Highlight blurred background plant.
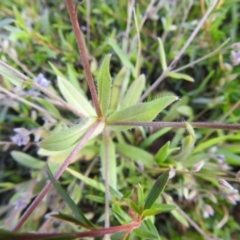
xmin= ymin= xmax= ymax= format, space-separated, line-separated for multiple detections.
xmin=0 ymin=0 xmax=240 ymax=239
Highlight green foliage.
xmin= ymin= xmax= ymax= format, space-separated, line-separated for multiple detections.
xmin=1 ymin=0 xmax=240 ymax=239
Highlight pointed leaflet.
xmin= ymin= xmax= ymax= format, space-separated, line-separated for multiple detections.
xmin=108 ymin=94 xmax=178 ymax=123
xmin=49 ymin=62 xmax=96 ymax=116
xmin=109 ymin=67 xmax=126 ymax=110
xmin=97 ymin=54 xmax=112 ymax=115
xmin=46 ymin=165 xmax=95 ymax=229
xmin=144 ymin=170 xmax=170 ymax=210
xmin=121 ymin=74 xmax=145 ymax=109
xmin=158 ymin=38 xmax=167 ymax=71
xmin=11 ymin=151 xmax=45 ymax=169
xmin=174 ymin=122 xmax=195 ymax=162
xmin=39 ymin=117 xmax=95 ymax=151
xmin=167 ymin=72 xmax=194 ymax=82
xmin=100 ymin=137 xmax=117 ymax=190
xmin=116 ymin=143 xmax=154 ymax=167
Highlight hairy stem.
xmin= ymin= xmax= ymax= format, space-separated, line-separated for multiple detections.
xmin=11 ymin=221 xmax=140 ymax=239
xmin=65 ymin=0 xmax=102 ymax=117
xmin=13 ymin=121 xmax=102 ymax=231
xmin=108 ymin=121 xmax=240 ymax=130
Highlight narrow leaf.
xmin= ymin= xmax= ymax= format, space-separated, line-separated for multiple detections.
xmin=174 ymin=122 xmax=195 ymax=162
xmin=142 ymin=205 xmax=176 ymax=216
xmin=167 ymin=72 xmax=194 ymax=82
xmin=108 ymin=94 xmax=178 ymax=123
xmin=137 ymin=184 xmax=145 ymax=210
xmin=157 ymin=38 xmax=167 ymax=71
xmin=66 ymin=168 xmax=105 ymax=192
xmin=46 ymin=165 xmax=95 ymax=229
xmin=155 ymin=141 xmax=179 ymax=164
xmin=121 ymin=74 xmax=145 ymax=109
xmin=116 ymin=143 xmax=154 ymax=168
xmin=11 ymin=151 xmax=45 ymax=169
xmin=39 ymin=117 xmax=95 ymax=151
xmin=100 ymin=137 xmax=117 ymax=190
xmin=58 ymin=76 xmax=96 ymax=116
xmin=109 ymin=67 xmax=126 ymax=110
xmin=144 ymin=170 xmax=170 ymax=209
xmin=108 ymin=38 xmax=135 ymax=74
xmin=97 ymin=54 xmax=112 ymax=115
xmin=171 ymin=209 xmax=189 ymax=227
xmin=134 ymin=228 xmax=157 ymax=239
xmin=0 ymin=60 xmax=26 ymax=87
xmin=49 ymin=62 xmax=96 ymax=116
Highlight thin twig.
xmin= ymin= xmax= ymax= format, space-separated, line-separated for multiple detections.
xmin=0 ymin=86 xmax=72 ymax=124
xmin=0 ymin=60 xmax=86 ymax=118
xmin=11 ymin=221 xmax=140 ymax=239
xmin=108 ymin=121 xmax=240 ymax=130
xmin=12 ymin=120 xmax=102 ymax=231
xmin=140 ymin=0 xmax=219 ymax=101
xmin=65 ymin=0 xmax=102 ymax=117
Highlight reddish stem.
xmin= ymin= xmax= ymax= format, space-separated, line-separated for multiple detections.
xmin=13 ymin=121 xmax=102 ymax=231
xmin=108 ymin=121 xmax=240 ymax=130
xmin=65 ymin=0 xmax=102 ymax=117
xmin=9 ymin=221 xmax=140 ymax=240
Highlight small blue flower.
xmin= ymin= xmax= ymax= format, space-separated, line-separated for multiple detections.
xmin=33 ymin=73 xmax=50 ymax=87
xmin=11 ymin=128 xmax=30 ymax=146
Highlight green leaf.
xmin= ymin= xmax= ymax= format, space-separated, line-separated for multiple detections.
xmin=155 ymin=141 xmax=179 ymax=164
xmin=11 ymin=151 xmax=45 ymax=169
xmin=171 ymin=209 xmax=189 ymax=227
xmin=121 ymin=74 xmax=145 ymax=109
xmin=158 ymin=38 xmax=167 ymax=71
xmin=144 ymin=170 xmax=170 ymax=209
xmin=36 ymin=98 xmax=61 ymax=117
xmin=66 ymin=168 xmax=105 ymax=192
xmin=100 ymin=137 xmax=117 ymax=190
xmin=97 ymin=54 xmax=112 ymax=115
xmin=140 ymin=127 xmax=171 ymax=149
xmin=46 ymin=165 xmax=95 ymax=229
xmin=174 ymin=123 xmax=195 ymax=161
xmin=134 ymin=219 xmax=160 ymax=239
xmin=49 ymin=62 xmax=96 ymax=116
xmin=116 ymin=143 xmax=154 ymax=167
xmin=124 ymin=198 xmax=140 ymax=214
xmin=57 ymin=76 xmax=96 ymax=116
xmin=155 ymin=141 xmax=170 ymax=164
xmin=167 ymin=72 xmax=194 ymax=82
xmin=137 ymin=184 xmax=145 ymax=210
xmin=108 ymin=94 xmax=178 ymax=123
xmin=109 ymin=67 xmax=127 ymax=110
xmin=163 ymin=96 xmax=189 ymax=121
xmin=0 ymin=60 xmax=26 ymax=87
xmin=173 ymin=135 xmax=195 ymax=161
xmin=39 ymin=117 xmax=95 ymax=151
xmin=67 ymin=63 xmax=82 ymax=93
xmin=50 ymin=212 xmax=90 ymax=227
xmin=108 ymin=38 xmax=135 ymax=74
xmin=142 ymin=204 xmax=176 ymax=216
xmin=133 ymin=228 xmax=158 ymax=239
